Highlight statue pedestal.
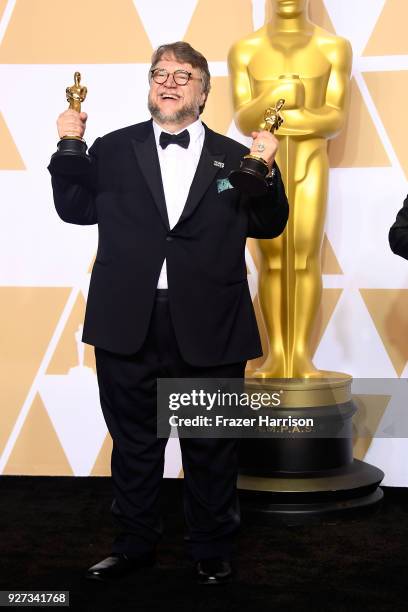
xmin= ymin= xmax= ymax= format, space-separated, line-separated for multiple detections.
xmin=238 ymin=378 xmax=384 ymax=524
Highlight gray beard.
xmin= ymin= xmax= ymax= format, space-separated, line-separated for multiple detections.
xmin=148 ymin=97 xmax=199 ymax=126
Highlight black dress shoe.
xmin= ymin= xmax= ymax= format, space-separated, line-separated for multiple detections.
xmin=85 ymin=552 xmax=156 ymax=582
xmin=195 ymin=558 xmax=233 ymax=585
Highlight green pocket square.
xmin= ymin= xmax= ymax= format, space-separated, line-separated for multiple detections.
xmin=217 ymin=178 xmax=234 ymax=194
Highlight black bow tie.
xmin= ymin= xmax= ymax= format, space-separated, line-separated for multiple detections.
xmin=159 ymin=130 xmax=190 ymax=150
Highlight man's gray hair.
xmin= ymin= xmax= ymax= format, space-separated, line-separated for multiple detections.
xmin=149 ymin=41 xmax=211 ymax=114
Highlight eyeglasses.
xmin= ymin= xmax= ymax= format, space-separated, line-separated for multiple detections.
xmin=150 ymin=68 xmax=201 ymax=86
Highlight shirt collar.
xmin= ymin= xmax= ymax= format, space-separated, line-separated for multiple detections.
xmin=152 ymin=117 xmax=204 ymax=148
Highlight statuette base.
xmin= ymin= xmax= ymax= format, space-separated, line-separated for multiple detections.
xmin=49 ymin=138 xmax=91 ymax=176
xmin=229 ymin=155 xmax=271 ymax=196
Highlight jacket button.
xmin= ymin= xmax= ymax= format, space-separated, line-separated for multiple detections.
xmin=166 ymin=236 xmax=173 ymax=242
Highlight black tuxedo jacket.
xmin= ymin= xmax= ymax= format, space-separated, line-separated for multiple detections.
xmin=389 ymin=195 xmax=408 ymax=259
xmin=49 ymin=120 xmax=288 ymax=366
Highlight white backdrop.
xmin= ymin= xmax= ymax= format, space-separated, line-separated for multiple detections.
xmin=0 ymin=0 xmax=407 ymax=485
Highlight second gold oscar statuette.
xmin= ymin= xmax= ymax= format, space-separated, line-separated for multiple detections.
xmin=229 ymin=99 xmax=285 ymax=196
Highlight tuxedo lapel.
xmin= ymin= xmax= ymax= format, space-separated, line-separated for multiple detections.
xmin=131 ymin=124 xmax=170 ymax=230
xmin=178 ymin=135 xmax=226 ymax=225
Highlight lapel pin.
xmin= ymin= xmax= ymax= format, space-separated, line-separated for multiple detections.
xmin=213 ymin=160 xmax=225 ymax=169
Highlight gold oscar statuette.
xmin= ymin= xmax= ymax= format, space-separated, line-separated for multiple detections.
xmin=228 ymin=0 xmax=384 ymax=520
xmin=49 ymin=71 xmax=91 ymax=176
xmin=226 ymin=2 xmax=384 ymax=516
xmin=64 ymin=71 xmax=88 ymax=130
xmin=229 ymin=100 xmax=285 ymax=196
xmin=228 ymin=0 xmax=353 ymax=381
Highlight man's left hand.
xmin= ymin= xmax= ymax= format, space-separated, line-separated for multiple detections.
xmin=250 ymin=130 xmax=279 ymax=171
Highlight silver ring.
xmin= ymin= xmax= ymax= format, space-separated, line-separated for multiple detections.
xmin=256 ymin=142 xmax=266 ymax=153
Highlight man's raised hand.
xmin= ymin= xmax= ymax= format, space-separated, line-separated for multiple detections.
xmin=57 ymin=109 xmax=88 ymax=139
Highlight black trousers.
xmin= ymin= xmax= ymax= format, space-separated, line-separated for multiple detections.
xmin=94 ymin=290 xmax=246 ymax=561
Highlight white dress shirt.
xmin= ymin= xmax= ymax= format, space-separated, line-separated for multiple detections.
xmin=152 ymin=118 xmax=205 ymax=289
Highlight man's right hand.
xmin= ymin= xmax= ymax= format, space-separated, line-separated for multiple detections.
xmin=57 ymin=109 xmax=88 ymax=139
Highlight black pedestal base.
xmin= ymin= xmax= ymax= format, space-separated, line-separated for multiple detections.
xmin=238 ymin=459 xmax=384 ymax=525
xmin=237 ymin=378 xmax=384 ymax=524
xmin=229 ymin=156 xmax=270 ymax=195
xmin=49 ymin=138 xmax=90 ymax=176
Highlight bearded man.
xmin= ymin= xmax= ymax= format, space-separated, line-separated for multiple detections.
xmin=49 ymin=41 xmax=288 ymax=585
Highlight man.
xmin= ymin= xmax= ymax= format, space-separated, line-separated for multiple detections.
xmin=389 ymin=196 xmax=408 ymax=258
xmin=49 ymin=42 xmax=288 ymax=585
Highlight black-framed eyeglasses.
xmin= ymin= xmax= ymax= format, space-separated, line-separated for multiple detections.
xmin=150 ymin=68 xmax=201 ymax=86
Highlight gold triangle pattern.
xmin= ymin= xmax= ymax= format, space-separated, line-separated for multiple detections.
xmin=360 ymin=289 xmax=408 ymax=377
xmin=0 ymin=112 xmax=25 ymax=169
xmin=90 ymin=433 xmax=112 ymax=476
xmin=322 ymin=234 xmax=343 ymax=275
xmin=308 ymin=0 xmax=336 ymax=32
xmin=353 ymin=394 xmax=391 ymax=460
xmin=46 ymin=293 xmax=96 ymax=374
xmin=310 ymin=288 xmax=343 ymax=356
xmin=0 ymin=287 xmax=70 ymax=457
xmin=88 ymin=254 xmax=95 ymax=274
xmin=0 ymin=0 xmax=153 ymax=63
xmin=364 ymin=0 xmax=408 ymax=56
xmin=201 ymin=77 xmax=234 ymax=136
xmin=3 ymin=393 xmax=74 ymax=475
xmin=363 ymin=70 xmax=408 ymax=180
xmin=328 ymin=78 xmax=390 ymax=168
xmin=185 ymin=0 xmax=253 ymax=61
xmin=0 ymin=0 xmax=7 ymax=22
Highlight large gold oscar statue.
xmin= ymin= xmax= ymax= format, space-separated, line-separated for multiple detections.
xmin=228 ymin=0 xmax=352 ymax=379
xmin=227 ymin=1 xmax=383 ymax=517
